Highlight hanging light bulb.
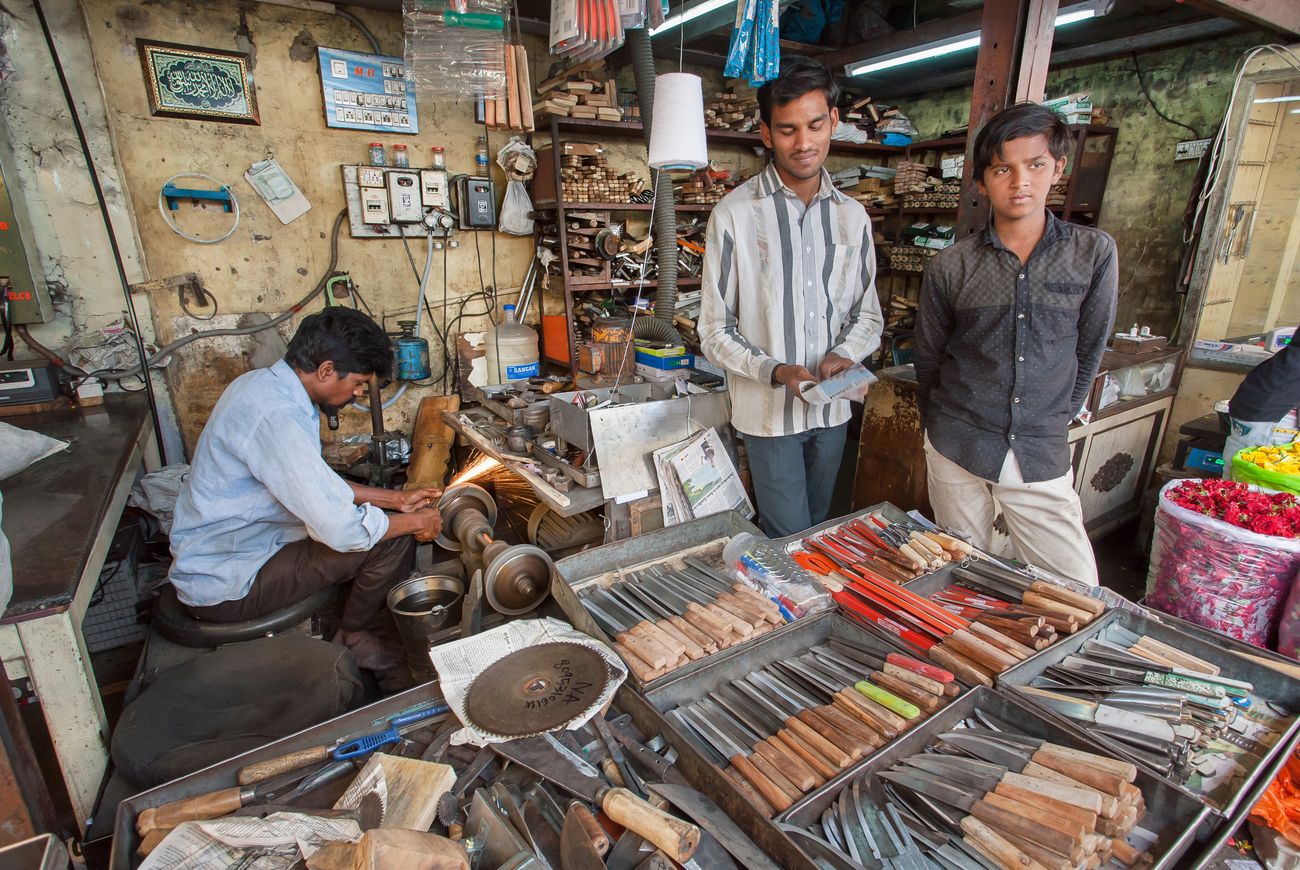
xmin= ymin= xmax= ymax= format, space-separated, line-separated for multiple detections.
xmin=648 ymin=72 xmax=709 ymax=171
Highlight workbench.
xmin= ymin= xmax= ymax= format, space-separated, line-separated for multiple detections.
xmin=0 ymin=394 xmax=159 ymax=830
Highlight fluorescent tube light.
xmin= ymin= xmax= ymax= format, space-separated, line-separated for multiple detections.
xmin=1255 ymin=95 xmax=1300 ymax=104
xmin=846 ymin=1 xmax=1103 ymax=77
xmin=651 ymin=0 xmax=735 ymax=35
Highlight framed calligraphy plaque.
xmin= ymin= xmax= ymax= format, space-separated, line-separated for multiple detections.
xmin=138 ymin=40 xmax=260 ymax=125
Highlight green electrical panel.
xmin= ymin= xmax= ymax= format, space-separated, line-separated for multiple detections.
xmin=0 ymin=162 xmax=52 ymax=324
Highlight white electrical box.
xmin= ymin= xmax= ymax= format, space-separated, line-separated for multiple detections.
xmin=1175 ymin=138 xmax=1212 ymax=162
xmin=386 ymin=171 xmax=422 ymax=222
xmin=358 ymin=166 xmax=386 ymax=187
xmin=420 ymin=169 xmax=450 ymax=210
xmin=361 ymin=187 xmax=390 ymax=224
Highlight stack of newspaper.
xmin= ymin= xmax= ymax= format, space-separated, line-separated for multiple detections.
xmin=652 ymin=428 xmax=754 ymax=527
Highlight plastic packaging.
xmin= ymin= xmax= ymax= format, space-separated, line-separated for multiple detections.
xmin=722 ymin=532 xmax=834 ymax=619
xmin=496 ymin=137 xmax=536 ymax=236
xmin=1145 ymin=478 xmax=1300 ymax=649
xmin=1233 ymin=442 xmax=1300 ymax=496
xmin=482 ymin=304 xmax=539 ymax=384
xmin=403 ymin=0 xmax=508 ymax=101
xmin=1250 ymin=751 xmax=1300 ymax=851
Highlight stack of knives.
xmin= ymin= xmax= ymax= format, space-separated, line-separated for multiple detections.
xmin=664 ymin=639 xmax=957 ymax=815
xmin=1011 ymin=626 xmax=1255 ymax=781
xmin=577 ymin=557 xmax=790 ymax=682
xmin=931 ymin=561 xmax=1107 ymax=650
xmin=789 ymin=722 xmax=1151 ymax=870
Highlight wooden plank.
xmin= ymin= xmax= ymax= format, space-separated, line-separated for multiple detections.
xmin=517 ymin=45 xmax=536 ymax=132
xmin=504 ymin=46 xmax=520 ymax=131
xmin=1184 ymin=0 xmax=1300 ymax=36
xmin=404 ymin=395 xmax=460 ymax=490
xmin=1014 ymin=0 xmax=1059 ymax=103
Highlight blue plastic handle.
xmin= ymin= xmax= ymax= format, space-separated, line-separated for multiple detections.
xmin=391 ymin=703 xmax=450 ymax=729
xmin=333 ymin=727 xmax=399 ymax=759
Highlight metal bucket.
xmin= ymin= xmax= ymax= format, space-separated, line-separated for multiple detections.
xmin=387 ymin=574 xmax=464 ymax=679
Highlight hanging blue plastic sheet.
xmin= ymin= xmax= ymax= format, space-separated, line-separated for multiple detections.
xmin=724 ymin=0 xmax=779 ymax=85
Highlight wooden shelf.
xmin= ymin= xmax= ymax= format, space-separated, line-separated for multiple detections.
xmin=560 ymin=277 xmax=703 ymax=293
xmin=911 ymin=136 xmax=967 ymax=149
xmin=900 ymin=206 xmax=958 ymax=214
xmin=535 ymin=115 xmax=905 ymax=156
xmin=535 ymin=201 xmax=715 ymax=212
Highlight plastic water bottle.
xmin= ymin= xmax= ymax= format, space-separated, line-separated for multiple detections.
xmin=475 ymin=135 xmax=489 ymax=175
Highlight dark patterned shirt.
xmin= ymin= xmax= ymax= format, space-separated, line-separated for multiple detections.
xmin=914 ymin=211 xmax=1118 ymax=482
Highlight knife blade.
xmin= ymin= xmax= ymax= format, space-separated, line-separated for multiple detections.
xmin=939 ymin=732 xmax=1117 ymax=816
xmin=675 ymin=706 xmax=793 ymax=813
xmin=491 ymin=734 xmax=701 ymax=863
xmin=650 ymin=783 xmax=782 ymax=870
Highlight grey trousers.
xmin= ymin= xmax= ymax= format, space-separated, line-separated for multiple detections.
xmin=744 ymin=423 xmax=848 ymax=538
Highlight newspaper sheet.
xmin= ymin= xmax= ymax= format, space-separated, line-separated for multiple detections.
xmin=665 ymin=428 xmax=753 ymax=522
xmin=139 ymin=812 xmax=362 ymax=870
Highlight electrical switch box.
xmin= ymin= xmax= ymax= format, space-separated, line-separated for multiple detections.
xmin=361 ymin=187 xmax=390 ymax=224
xmin=386 ymin=171 xmax=422 ymax=223
xmin=457 ymin=175 xmax=496 ymax=229
xmin=0 ymin=159 xmax=51 ymax=323
xmin=358 ymin=166 xmax=386 ymax=187
xmin=420 ymin=169 xmax=450 ymax=210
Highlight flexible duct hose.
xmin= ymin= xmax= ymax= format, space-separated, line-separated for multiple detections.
xmin=627 ymin=28 xmax=682 ymax=344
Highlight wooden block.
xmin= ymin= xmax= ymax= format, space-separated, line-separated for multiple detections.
xmin=562 ymin=80 xmax=596 ymax=93
xmin=405 ymin=395 xmax=461 ymax=490
xmin=516 ymin=45 xmax=535 ymax=132
xmin=504 ymin=46 xmax=520 ymax=131
xmin=333 ymin=753 xmax=455 ymax=832
xmin=306 ymin=829 xmax=470 ymax=870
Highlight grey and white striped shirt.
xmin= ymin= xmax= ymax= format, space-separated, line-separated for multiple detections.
xmin=699 ymin=162 xmax=883 ymax=437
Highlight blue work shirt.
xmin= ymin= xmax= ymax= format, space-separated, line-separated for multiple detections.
xmin=168 ymin=359 xmax=389 ymax=607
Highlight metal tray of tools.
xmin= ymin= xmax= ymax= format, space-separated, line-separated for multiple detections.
xmin=780 ymin=686 xmax=1215 ymax=870
xmin=772 ymin=501 xmax=920 ymax=553
xmin=109 ymin=683 xmax=449 ymax=870
xmin=553 ymin=510 xmax=788 ymax=690
xmin=997 ymin=608 xmax=1300 ymax=818
xmin=614 ymin=611 xmax=973 ymax=870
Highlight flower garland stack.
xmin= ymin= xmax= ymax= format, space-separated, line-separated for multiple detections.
xmin=1146 ymin=479 xmax=1300 ymax=649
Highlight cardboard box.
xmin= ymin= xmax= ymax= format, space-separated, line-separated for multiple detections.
xmin=634 ymin=349 xmax=694 ymax=369
xmin=636 ymin=363 xmax=690 ymax=381
xmin=913 ymin=236 xmax=954 ymax=250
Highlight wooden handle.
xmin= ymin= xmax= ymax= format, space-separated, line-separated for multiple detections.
xmin=733 ymin=752 xmax=794 ymax=811
xmin=668 ymin=615 xmax=717 ymax=654
xmin=1111 ymin=838 xmax=1142 ymax=866
xmin=835 ymin=688 xmax=903 ymax=736
xmin=929 ymin=645 xmax=993 ymax=687
xmin=815 ymin=703 xmax=884 ymax=750
xmin=883 ymin=662 xmax=945 ymax=695
xmin=1028 ymin=581 xmax=1104 ymax=617
xmin=969 ymin=622 xmax=1033 ymax=660
xmin=1003 ymin=771 xmax=1102 ymax=815
xmin=614 ymin=641 xmax=665 ymax=683
xmin=971 ymin=799 xmax=1079 ymax=859
xmin=897 ymin=542 xmax=930 ymax=568
xmin=748 ymin=748 xmax=805 ymax=799
xmin=568 ymin=802 xmax=610 ymax=855
xmin=683 ymin=604 xmax=733 ymax=647
xmin=798 ymin=710 xmax=864 ymax=761
xmin=992 ymin=830 xmax=1076 ymax=870
xmin=730 ymin=585 xmax=784 ymax=624
xmin=961 ymin=815 xmax=1048 ymax=870
xmin=854 ymin=680 xmax=922 ymax=719
xmin=238 ymin=745 xmax=328 ymax=785
xmin=750 ymin=740 xmax=809 ymax=792
xmin=639 ymin=620 xmax=687 ymax=657
xmin=1031 ymin=749 xmax=1130 ymax=796
xmin=981 ymin=792 xmax=1087 ymax=844
xmin=602 ymin=786 xmax=701 ymax=863
xmin=1024 ymin=762 xmax=1120 ymax=819
xmin=1037 ymin=743 xmax=1138 ymax=782
xmin=947 ymin=630 xmax=1020 ymax=672
xmin=655 ymin=619 xmax=704 ymax=660
xmin=909 ymin=531 xmax=945 ymax=556
xmin=137 ymin=787 xmax=244 ymax=835
xmin=784 ymin=715 xmax=851 ymax=768
xmin=718 ymin=593 xmax=768 ymax=628
xmin=136 ymin=827 xmax=172 ymax=857
xmin=774 ymin=730 xmax=837 ymax=781
xmin=706 ymin=603 xmax=753 ymax=637
xmin=932 ymin=531 xmax=974 ymax=554
xmin=1021 ymin=592 xmax=1094 ymax=623
xmin=722 ymin=765 xmax=776 ymax=817
xmin=617 ymin=629 xmax=669 ymax=670
xmin=759 ymin=736 xmax=821 ymax=790
xmin=869 ymin=671 xmax=941 ymax=713
xmin=995 ymin=782 xmax=1097 ymax=831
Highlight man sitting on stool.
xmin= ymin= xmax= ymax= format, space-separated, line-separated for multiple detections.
xmin=168 ymin=307 xmax=443 ymax=669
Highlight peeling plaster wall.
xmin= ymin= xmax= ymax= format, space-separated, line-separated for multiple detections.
xmin=72 ymin=0 xmax=549 ymax=452
xmin=901 ymin=33 xmax=1263 ymax=338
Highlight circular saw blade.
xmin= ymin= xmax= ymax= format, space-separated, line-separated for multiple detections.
xmin=465 ymin=642 xmax=615 ymax=739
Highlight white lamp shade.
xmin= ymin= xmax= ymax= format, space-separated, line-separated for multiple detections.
xmin=648 ymin=72 xmax=709 ymax=170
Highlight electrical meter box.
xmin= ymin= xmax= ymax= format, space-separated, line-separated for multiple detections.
xmin=419 ymin=169 xmax=449 ymax=210
xmin=360 ymin=187 xmax=390 ymax=224
xmin=457 ymin=175 xmax=496 ymax=229
xmin=0 ymin=162 xmax=52 ymax=323
xmin=386 ymin=171 xmax=422 ymax=222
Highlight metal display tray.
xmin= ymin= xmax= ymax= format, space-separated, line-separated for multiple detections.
xmin=552 ymin=510 xmax=775 ymax=691
xmin=771 ymin=501 xmax=917 ymax=552
xmin=109 ymin=684 xmax=448 ymax=870
xmin=615 ymin=611 xmax=974 ymax=870
xmin=997 ymin=608 xmax=1300 ymax=818
xmin=780 ymin=686 xmax=1215 ymax=870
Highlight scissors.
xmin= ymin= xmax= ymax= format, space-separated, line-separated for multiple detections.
xmin=792 ymin=550 xmax=846 ymax=592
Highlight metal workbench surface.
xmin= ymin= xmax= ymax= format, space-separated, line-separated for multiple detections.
xmin=1 ymin=393 xmax=153 ymax=621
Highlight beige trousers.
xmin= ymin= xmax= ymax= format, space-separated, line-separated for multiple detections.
xmin=923 ymin=434 xmax=1099 ymax=587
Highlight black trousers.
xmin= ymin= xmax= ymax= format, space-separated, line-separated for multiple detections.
xmin=187 ymin=536 xmax=416 ymax=632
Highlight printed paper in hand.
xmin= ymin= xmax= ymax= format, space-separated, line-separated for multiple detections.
xmin=798 ymin=363 xmax=878 ymax=404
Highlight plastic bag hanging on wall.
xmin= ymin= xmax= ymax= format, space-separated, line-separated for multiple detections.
xmin=403 ymin=0 xmax=509 ymax=101
xmin=724 ymin=0 xmax=780 ymax=85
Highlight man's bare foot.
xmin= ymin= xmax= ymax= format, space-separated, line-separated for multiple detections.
xmin=333 ymin=628 xmax=403 ymax=671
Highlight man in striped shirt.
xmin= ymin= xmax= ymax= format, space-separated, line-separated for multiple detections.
xmin=700 ymin=60 xmax=883 ymax=537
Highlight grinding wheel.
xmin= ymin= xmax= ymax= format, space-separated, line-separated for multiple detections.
xmin=464 ymin=642 xmax=614 ymax=739
xmin=484 ymin=543 xmax=553 ymax=615
xmin=436 ymin=483 xmax=497 ymax=552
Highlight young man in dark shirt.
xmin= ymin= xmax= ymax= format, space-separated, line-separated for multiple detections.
xmin=914 ymin=104 xmax=1118 ymax=586
xmin=1222 ymin=337 xmax=1299 ymax=476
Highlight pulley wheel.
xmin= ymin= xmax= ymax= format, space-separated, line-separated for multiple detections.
xmin=435 ymin=483 xmax=497 ymax=552
xmin=484 ymin=543 xmax=553 ymax=615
